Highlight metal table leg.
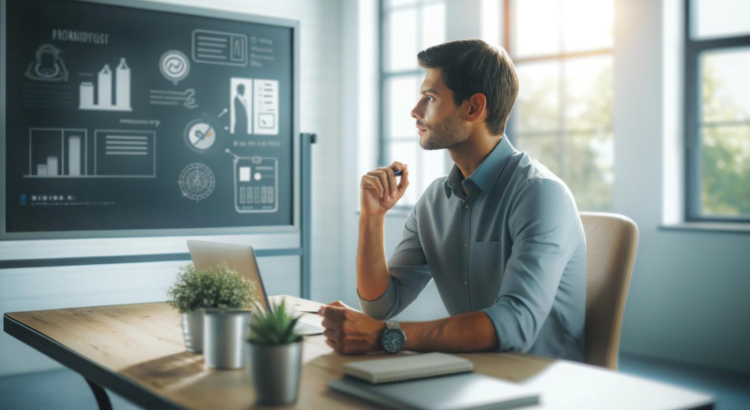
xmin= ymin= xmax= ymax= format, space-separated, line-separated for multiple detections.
xmin=85 ymin=379 xmax=113 ymax=410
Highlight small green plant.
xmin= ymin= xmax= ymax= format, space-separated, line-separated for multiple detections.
xmin=248 ymin=298 xmax=302 ymax=345
xmin=167 ymin=263 xmax=256 ymax=313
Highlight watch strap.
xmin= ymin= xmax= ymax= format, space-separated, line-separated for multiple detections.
xmin=385 ymin=320 xmax=401 ymax=331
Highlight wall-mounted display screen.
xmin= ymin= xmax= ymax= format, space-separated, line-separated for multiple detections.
xmin=1 ymin=0 xmax=296 ymax=239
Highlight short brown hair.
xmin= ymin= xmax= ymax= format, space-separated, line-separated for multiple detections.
xmin=417 ymin=39 xmax=519 ymax=136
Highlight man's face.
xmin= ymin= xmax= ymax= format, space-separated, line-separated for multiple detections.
xmin=411 ymin=68 xmax=469 ymax=150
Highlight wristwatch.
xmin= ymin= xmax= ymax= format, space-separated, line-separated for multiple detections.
xmin=381 ymin=320 xmax=406 ymax=354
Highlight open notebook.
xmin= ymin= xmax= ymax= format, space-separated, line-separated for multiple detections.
xmin=344 ymin=353 xmax=474 ymax=384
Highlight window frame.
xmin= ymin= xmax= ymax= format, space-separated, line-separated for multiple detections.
xmin=378 ymin=0 xmax=447 ymax=210
xmin=503 ymin=0 xmax=614 ymax=211
xmin=684 ymin=0 xmax=750 ymax=223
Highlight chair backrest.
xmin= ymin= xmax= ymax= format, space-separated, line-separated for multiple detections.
xmin=580 ymin=212 xmax=639 ymax=370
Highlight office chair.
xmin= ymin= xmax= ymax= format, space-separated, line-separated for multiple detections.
xmin=580 ymin=212 xmax=639 ymax=370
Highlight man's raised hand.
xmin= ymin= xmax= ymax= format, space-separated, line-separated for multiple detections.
xmin=360 ymin=162 xmax=409 ymax=216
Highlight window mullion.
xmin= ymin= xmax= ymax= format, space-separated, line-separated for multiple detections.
xmin=416 ymin=1 xmax=425 ymax=194
xmin=378 ymin=0 xmax=386 ymax=168
xmin=685 ymin=0 xmax=702 ymax=221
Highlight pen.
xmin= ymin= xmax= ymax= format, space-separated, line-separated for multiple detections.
xmin=394 ymin=170 xmax=403 ymax=176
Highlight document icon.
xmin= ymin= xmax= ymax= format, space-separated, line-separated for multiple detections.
xmin=192 ymin=30 xmax=247 ymax=66
xmin=253 ymin=80 xmax=279 ymax=135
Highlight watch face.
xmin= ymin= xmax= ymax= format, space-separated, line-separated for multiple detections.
xmin=382 ymin=329 xmax=406 ymax=353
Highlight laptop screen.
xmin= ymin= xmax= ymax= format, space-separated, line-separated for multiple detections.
xmin=186 ymin=240 xmax=270 ymax=311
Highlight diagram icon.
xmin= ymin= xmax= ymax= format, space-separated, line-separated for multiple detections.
xmin=178 ymin=163 xmax=215 ymax=202
xmin=184 ymin=118 xmax=219 ymax=152
xmin=160 ymin=50 xmax=190 ymax=85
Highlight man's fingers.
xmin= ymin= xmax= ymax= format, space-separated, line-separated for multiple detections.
xmin=321 ymin=318 xmax=341 ymax=330
xmin=379 ymin=167 xmax=397 ymax=197
xmin=362 ymin=175 xmax=384 ymax=198
xmin=362 ymin=163 xmax=409 ymax=201
xmin=325 ymin=338 xmax=340 ymax=353
xmin=367 ymin=170 xmax=390 ymax=200
xmin=328 ymin=300 xmax=347 ymax=308
xmin=388 ymin=161 xmax=409 ymax=193
xmin=320 ymin=306 xmax=347 ymax=323
xmin=323 ymin=328 xmax=338 ymax=339
xmin=360 ymin=175 xmax=384 ymax=198
xmin=389 ymin=161 xmax=407 ymax=172
xmin=398 ymin=169 xmax=410 ymax=193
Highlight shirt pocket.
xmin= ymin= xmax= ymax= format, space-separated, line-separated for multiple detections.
xmin=470 ymin=241 xmax=505 ymax=306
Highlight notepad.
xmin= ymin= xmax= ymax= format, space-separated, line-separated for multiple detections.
xmin=344 ymin=353 xmax=474 ymax=384
xmin=328 ymin=373 xmax=540 ymax=410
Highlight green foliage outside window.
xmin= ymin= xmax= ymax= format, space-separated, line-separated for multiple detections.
xmin=701 ymin=62 xmax=750 ymax=216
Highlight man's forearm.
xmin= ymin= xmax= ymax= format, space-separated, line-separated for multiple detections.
xmin=357 ymin=215 xmax=391 ymax=301
xmin=401 ymin=311 xmax=499 ymax=352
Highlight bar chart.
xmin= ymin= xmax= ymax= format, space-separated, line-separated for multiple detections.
xmin=79 ymin=58 xmax=132 ymax=111
xmin=26 ymin=128 xmax=88 ymax=178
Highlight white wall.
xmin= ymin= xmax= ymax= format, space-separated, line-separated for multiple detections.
xmin=615 ymin=0 xmax=750 ymax=375
xmin=341 ymin=0 xmax=750 ymax=375
xmin=0 ymin=0 xmax=344 ymax=377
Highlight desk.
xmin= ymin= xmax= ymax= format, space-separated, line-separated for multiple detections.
xmin=4 ymin=296 xmax=713 ymax=410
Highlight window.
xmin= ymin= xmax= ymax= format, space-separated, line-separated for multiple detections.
xmin=378 ymin=0 xmax=614 ymax=210
xmin=505 ymin=0 xmax=614 ymax=211
xmin=380 ymin=0 xmax=447 ymax=206
xmin=686 ymin=0 xmax=750 ymax=221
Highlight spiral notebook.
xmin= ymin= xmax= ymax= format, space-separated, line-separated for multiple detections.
xmin=344 ymin=353 xmax=474 ymax=384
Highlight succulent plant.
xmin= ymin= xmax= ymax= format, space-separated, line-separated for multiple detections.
xmin=248 ymin=298 xmax=302 ymax=345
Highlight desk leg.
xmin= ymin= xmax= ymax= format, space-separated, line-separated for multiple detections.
xmin=85 ymin=379 xmax=113 ymax=410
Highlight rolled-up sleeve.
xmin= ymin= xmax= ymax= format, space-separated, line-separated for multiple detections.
xmin=358 ymin=208 xmax=432 ymax=320
xmin=482 ymin=179 xmax=579 ymax=352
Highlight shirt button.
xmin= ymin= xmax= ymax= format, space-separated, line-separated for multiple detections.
xmin=463 ymin=281 xmax=468 ymax=285
xmin=464 ymin=243 xmax=468 ymax=248
xmin=465 ymin=204 xmax=469 ymax=209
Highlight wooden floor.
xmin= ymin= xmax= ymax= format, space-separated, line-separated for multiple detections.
xmin=0 ymin=354 xmax=748 ymax=410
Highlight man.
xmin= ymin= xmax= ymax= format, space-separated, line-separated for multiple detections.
xmin=233 ymin=84 xmax=248 ymax=135
xmin=319 ymin=39 xmax=586 ymax=361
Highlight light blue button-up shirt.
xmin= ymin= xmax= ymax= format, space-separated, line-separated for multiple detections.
xmin=359 ymin=136 xmax=586 ymax=361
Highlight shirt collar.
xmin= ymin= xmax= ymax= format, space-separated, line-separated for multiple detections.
xmin=444 ymin=135 xmax=516 ymax=199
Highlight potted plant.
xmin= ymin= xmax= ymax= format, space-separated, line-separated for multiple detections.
xmin=247 ymin=298 xmax=303 ymax=406
xmin=167 ymin=263 xmax=256 ymax=353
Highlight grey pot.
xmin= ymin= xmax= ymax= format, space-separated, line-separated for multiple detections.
xmin=181 ymin=308 xmax=205 ymax=353
xmin=204 ymin=309 xmax=251 ymax=369
xmin=248 ymin=341 xmax=303 ymax=406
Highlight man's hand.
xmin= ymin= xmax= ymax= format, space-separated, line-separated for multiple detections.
xmin=318 ymin=301 xmax=385 ymax=355
xmin=360 ymin=162 xmax=409 ymax=217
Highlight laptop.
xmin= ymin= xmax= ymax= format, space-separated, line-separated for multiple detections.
xmin=186 ymin=239 xmax=324 ymax=336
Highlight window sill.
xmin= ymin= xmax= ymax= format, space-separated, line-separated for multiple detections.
xmin=659 ymin=222 xmax=750 ymax=234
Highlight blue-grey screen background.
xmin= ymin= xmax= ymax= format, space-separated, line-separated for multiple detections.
xmin=4 ymin=0 xmax=294 ymax=235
